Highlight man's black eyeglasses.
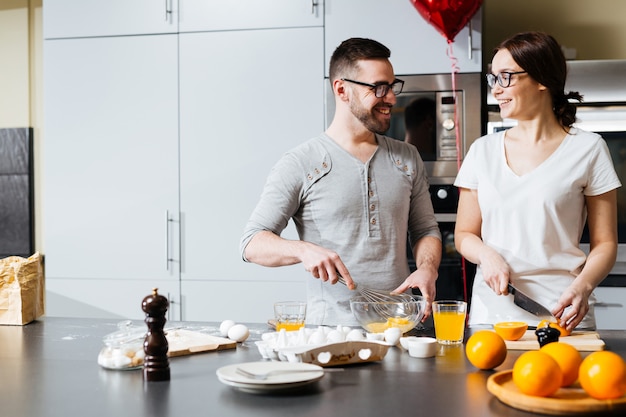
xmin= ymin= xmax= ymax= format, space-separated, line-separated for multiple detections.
xmin=341 ymin=78 xmax=404 ymax=97
xmin=486 ymin=71 xmax=527 ymax=88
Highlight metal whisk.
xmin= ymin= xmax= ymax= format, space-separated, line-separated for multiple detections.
xmin=338 ymin=275 xmax=418 ymax=320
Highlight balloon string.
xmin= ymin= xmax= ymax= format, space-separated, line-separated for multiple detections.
xmin=447 ymin=40 xmax=468 ymax=304
xmin=446 ymin=41 xmax=462 ymax=171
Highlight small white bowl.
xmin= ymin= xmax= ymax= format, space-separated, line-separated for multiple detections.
xmin=399 ymin=336 xmax=419 ymax=351
xmin=407 ymin=337 xmax=437 ymax=358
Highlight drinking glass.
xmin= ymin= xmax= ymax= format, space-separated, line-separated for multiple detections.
xmin=274 ymin=301 xmax=307 ymax=331
xmin=432 ymin=300 xmax=467 ymax=345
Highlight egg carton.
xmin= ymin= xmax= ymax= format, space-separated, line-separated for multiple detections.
xmin=255 ymin=326 xmax=396 ymax=367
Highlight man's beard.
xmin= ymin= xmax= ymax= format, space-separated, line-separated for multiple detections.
xmin=350 ymin=99 xmax=391 ymax=135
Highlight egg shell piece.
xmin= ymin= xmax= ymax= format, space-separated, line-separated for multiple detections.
xmin=227 ymin=324 xmax=250 ymax=342
xmin=366 ymin=332 xmax=385 ymax=341
xmin=113 ymin=355 xmax=132 ymax=368
xmin=219 ymin=320 xmax=236 ymax=337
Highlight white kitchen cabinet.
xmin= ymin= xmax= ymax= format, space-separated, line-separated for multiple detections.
xmin=594 ymin=287 xmax=626 ymax=330
xmin=178 ymin=0 xmax=322 ymax=33
xmin=324 ymin=0 xmax=482 ymax=76
xmin=43 ymin=0 xmax=177 ymax=39
xmin=178 ymin=27 xmax=324 ymax=322
xmin=43 ymin=35 xmax=182 ymax=318
xmin=45 ymin=278 xmax=181 ymax=321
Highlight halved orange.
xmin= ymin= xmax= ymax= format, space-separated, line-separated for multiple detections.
xmin=493 ymin=321 xmax=528 ymax=341
xmin=538 ymin=319 xmax=571 ymax=337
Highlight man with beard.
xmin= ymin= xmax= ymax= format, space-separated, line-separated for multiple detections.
xmin=240 ymin=38 xmax=441 ymax=326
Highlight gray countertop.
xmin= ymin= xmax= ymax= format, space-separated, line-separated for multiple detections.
xmin=2 ymin=317 xmax=625 ymax=417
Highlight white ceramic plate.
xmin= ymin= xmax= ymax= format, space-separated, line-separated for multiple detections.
xmin=216 ymin=361 xmax=324 ymax=393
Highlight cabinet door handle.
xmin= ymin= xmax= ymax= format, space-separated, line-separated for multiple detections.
xmin=167 ymin=292 xmax=175 ymax=321
xmin=595 ymin=302 xmax=623 ymax=308
xmin=165 ymin=0 xmax=172 ymax=22
xmin=166 ymin=210 xmax=174 ymax=270
xmin=311 ymin=0 xmax=319 ymax=14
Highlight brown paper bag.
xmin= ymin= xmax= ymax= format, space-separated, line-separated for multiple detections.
xmin=0 ymin=252 xmax=45 ymax=325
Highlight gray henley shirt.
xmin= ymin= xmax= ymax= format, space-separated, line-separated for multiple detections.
xmin=241 ymin=133 xmax=440 ymax=326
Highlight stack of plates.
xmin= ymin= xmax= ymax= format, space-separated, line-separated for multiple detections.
xmin=216 ymin=361 xmax=325 ymax=393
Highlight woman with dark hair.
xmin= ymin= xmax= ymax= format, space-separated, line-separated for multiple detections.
xmin=454 ymin=32 xmax=621 ymax=331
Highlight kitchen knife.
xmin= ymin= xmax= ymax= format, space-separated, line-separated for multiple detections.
xmin=507 ymin=283 xmax=556 ymax=320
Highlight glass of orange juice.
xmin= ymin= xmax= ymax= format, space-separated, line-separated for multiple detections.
xmin=432 ymin=300 xmax=467 ymax=345
xmin=274 ymin=301 xmax=306 ymax=331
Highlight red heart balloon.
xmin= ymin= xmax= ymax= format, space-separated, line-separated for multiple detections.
xmin=410 ymin=0 xmax=482 ymax=43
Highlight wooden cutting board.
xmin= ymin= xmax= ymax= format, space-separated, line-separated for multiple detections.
xmin=487 ymin=370 xmax=626 ymax=415
xmin=166 ymin=329 xmax=237 ymax=357
xmin=504 ymin=330 xmax=605 ymax=351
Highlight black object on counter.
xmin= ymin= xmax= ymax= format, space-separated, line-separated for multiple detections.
xmin=535 ymin=326 xmax=561 ymax=347
xmin=142 ymin=288 xmax=170 ymax=381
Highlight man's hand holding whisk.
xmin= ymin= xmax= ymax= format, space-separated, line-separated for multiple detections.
xmin=298 ymin=242 xmax=356 ymax=289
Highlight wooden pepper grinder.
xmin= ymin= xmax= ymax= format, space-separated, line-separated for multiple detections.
xmin=142 ymin=288 xmax=170 ymax=381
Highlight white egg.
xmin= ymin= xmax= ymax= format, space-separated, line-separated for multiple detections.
xmin=383 ymin=327 xmax=402 ymax=345
xmin=219 ymin=319 xmax=236 ymax=337
xmin=326 ymin=329 xmax=345 ymax=343
xmin=227 ymin=324 xmax=250 ymax=342
xmin=346 ymin=329 xmax=365 ymax=341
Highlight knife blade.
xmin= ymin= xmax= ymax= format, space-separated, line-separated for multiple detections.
xmin=507 ymin=283 xmax=556 ymax=320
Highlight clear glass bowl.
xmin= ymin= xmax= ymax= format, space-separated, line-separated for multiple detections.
xmin=350 ymin=295 xmax=425 ymax=333
xmin=97 ymin=320 xmax=146 ymax=370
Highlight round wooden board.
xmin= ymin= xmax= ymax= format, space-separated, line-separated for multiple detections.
xmin=487 ymin=370 xmax=626 ymax=415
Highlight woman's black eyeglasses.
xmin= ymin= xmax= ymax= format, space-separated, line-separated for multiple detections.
xmin=341 ymin=78 xmax=404 ymax=97
xmin=486 ymin=71 xmax=527 ymax=88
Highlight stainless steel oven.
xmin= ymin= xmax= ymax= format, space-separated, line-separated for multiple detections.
xmin=487 ymin=60 xmax=626 ymax=285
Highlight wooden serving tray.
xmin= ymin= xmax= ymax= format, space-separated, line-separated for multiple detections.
xmin=504 ymin=330 xmax=605 ymax=351
xmin=487 ymin=370 xmax=626 ymax=415
xmin=166 ymin=329 xmax=236 ymax=357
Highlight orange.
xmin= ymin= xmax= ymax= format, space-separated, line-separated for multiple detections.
xmin=538 ymin=319 xmax=571 ymax=337
xmin=465 ymin=330 xmax=507 ymax=370
xmin=512 ymin=351 xmax=563 ymax=397
xmin=579 ymin=351 xmax=626 ymax=400
xmin=494 ymin=322 xmax=528 ymax=341
xmin=540 ymin=342 xmax=582 ymax=387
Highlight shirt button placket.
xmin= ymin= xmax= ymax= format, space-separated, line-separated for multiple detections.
xmin=367 ymin=173 xmax=380 ymax=236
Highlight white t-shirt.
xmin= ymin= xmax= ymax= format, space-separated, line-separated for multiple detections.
xmin=454 ymin=128 xmax=621 ymax=329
